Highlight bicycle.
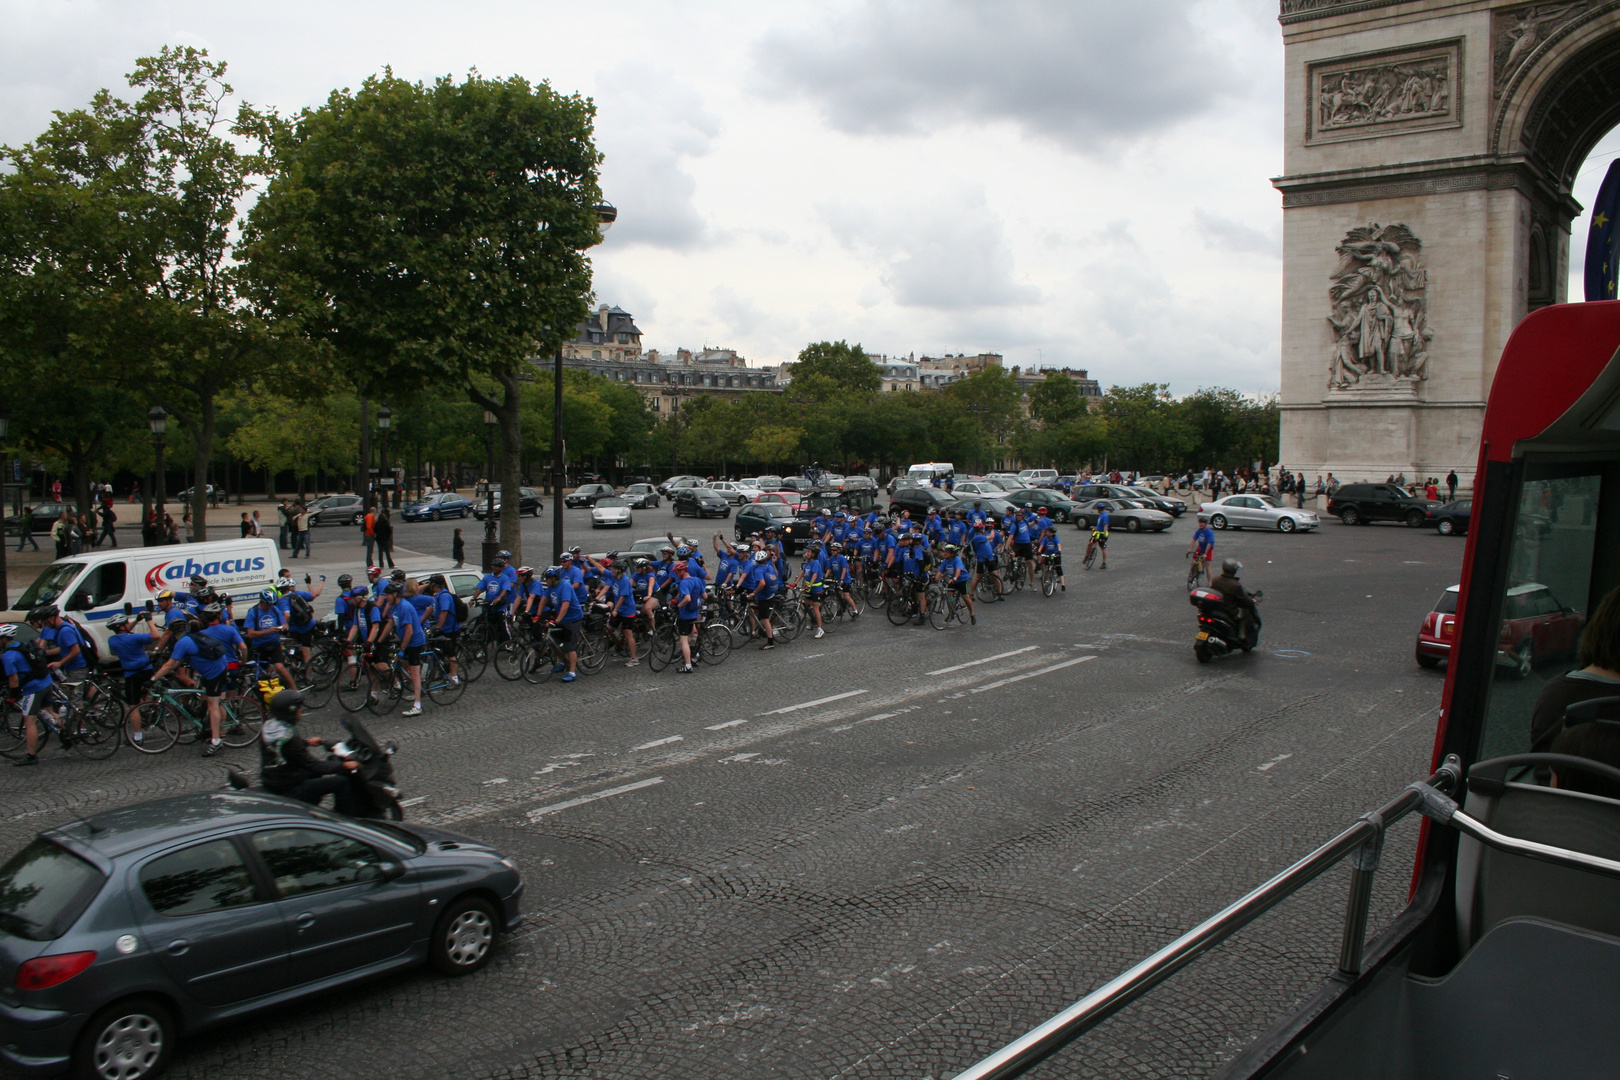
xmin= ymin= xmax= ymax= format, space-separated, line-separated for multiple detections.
xmin=1040 ymin=553 xmax=1061 ymax=597
xmin=886 ymin=576 xmax=923 ymax=625
xmin=1 ymin=686 xmax=122 ymax=760
xmin=1187 ymin=550 xmax=1210 ymax=591
xmin=974 ymin=571 xmax=1006 ymax=603
xmin=926 ymin=582 xmax=970 ymax=630
xmin=1083 ymin=531 xmax=1107 ymax=570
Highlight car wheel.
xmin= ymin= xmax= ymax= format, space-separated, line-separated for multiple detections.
xmin=429 ymin=894 xmax=500 ymax=976
xmin=431 ymin=509 xmax=441 ymax=521
xmin=1340 ymin=506 xmax=1361 ymax=526
xmin=1210 ymin=514 xmax=1228 ymax=530
xmin=1076 ymin=517 xmax=1091 ymax=530
xmin=1405 ymin=509 xmax=1426 ymax=528
xmin=1277 ymin=517 xmax=1296 ymax=533
xmin=1437 ymin=518 xmax=1455 ymax=535
xmin=1125 ymin=517 xmax=1141 ymax=533
xmin=722 ymin=509 xmax=730 ymax=518
xmin=73 ymin=996 xmax=175 ymax=1080
xmin=1417 ymin=650 xmax=1441 ymax=669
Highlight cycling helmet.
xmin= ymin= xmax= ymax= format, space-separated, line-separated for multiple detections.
xmin=349 ymin=586 xmax=368 ymax=598
xmin=604 ymin=551 xmax=620 ymax=561
xmin=389 ymin=569 xmax=407 ymax=582
xmin=1094 ymin=502 xmax=1112 ymax=512
xmin=268 ymin=687 xmax=308 ymax=719
xmin=568 ymin=546 xmax=582 ymax=557
xmin=383 ymin=582 xmax=403 ymax=596
xmin=673 ymin=561 xmax=689 ymax=574
xmin=634 ymin=558 xmax=651 ymax=570
xmin=829 ymin=542 xmax=843 ymax=553
xmin=189 ymin=574 xmax=208 ymax=589
xmin=496 ymin=549 xmax=513 ymax=560
xmin=1038 ymin=507 xmax=1049 ymax=514
xmin=337 ymin=574 xmax=354 ymax=589
xmin=277 ymin=582 xmax=294 ymax=594
xmin=156 ymin=589 xmax=176 ymax=603
xmin=542 ymin=566 xmax=560 ymax=579
xmin=201 ymin=603 xmax=224 ymax=620
xmin=428 ymin=574 xmax=447 ymax=588
xmin=560 ymin=552 xmax=574 ymax=562
xmin=108 ymin=613 xmax=134 ymax=631
xmin=752 ymin=550 xmax=771 ymax=563
xmin=259 ymin=589 xmax=279 ymax=604
xmin=367 ymin=566 xmax=383 ymax=578
xmin=658 ymin=544 xmax=676 ymax=557
xmin=972 ymin=520 xmax=986 ymax=529
xmin=30 ymin=604 xmax=58 ymax=623
xmin=516 ymin=566 xmax=534 ymax=577
xmin=1223 ymin=558 xmax=1242 ymax=576
xmin=942 ymin=543 xmax=959 ymax=554
xmin=0 ymin=624 xmax=15 ymax=639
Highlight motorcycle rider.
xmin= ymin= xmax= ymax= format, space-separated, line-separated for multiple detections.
xmin=1209 ymin=558 xmax=1261 ymax=638
xmin=259 ymin=687 xmax=365 ymax=815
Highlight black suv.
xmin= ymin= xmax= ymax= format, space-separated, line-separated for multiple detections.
xmin=889 ymin=486 xmax=958 ymax=515
xmin=1326 ymin=483 xmax=1439 ymax=527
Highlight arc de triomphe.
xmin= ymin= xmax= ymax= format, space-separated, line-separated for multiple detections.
xmin=1276 ymin=0 xmax=1620 ymax=482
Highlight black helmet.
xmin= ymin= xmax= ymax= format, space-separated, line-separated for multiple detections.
xmin=337 ymin=573 xmax=354 ymax=589
xmin=496 ymin=549 xmax=512 ymax=560
xmin=28 ymin=604 xmax=58 ymax=623
xmin=1223 ymin=558 xmax=1242 ymax=576
xmin=389 ymin=569 xmax=407 ymax=582
xmin=268 ymin=687 xmax=307 ymax=719
xmin=383 ymin=582 xmax=403 ymax=596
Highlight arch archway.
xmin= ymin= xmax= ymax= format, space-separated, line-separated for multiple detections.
xmin=1274 ymin=0 xmax=1620 ymax=484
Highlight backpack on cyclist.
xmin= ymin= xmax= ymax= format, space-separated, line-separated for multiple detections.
xmin=287 ymin=593 xmax=314 ymax=625
xmin=453 ymin=593 xmax=470 ymax=623
xmin=14 ymin=640 xmax=51 ymax=682
xmin=187 ymin=631 xmax=226 ymax=662
xmin=63 ymin=616 xmax=102 ymax=667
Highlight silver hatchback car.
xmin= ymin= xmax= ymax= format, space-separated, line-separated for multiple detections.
xmin=0 ymin=792 xmax=522 ymax=1079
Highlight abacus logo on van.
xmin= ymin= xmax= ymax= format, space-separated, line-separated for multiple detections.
xmin=143 ymin=557 xmax=268 ymax=592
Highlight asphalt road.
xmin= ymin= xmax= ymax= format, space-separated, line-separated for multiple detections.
xmin=0 ymin=507 xmax=1467 ymax=1080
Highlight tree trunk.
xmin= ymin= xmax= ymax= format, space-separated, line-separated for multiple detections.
xmin=495 ymin=370 xmax=523 ymax=565
xmin=71 ymin=452 xmax=92 ymax=518
xmin=188 ymin=394 xmax=215 ymax=542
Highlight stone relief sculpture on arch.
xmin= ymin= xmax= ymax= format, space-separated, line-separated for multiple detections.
xmin=1326 ymin=222 xmax=1433 ymax=390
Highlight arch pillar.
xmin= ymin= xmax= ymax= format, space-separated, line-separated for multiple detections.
xmin=1274 ymin=0 xmax=1620 ymax=484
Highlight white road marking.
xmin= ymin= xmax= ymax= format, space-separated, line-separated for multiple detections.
xmin=527 ymin=777 xmax=665 ymax=819
xmin=633 ymin=735 xmax=684 ymax=750
xmin=969 ymin=655 xmax=1095 ymax=693
xmin=926 ymin=646 xmax=1039 ymax=676
xmin=400 ymin=796 xmax=428 ymax=807
xmin=719 ymin=752 xmax=760 ymax=763
xmin=759 ymin=689 xmax=868 ymax=715
xmin=1257 ymin=753 xmax=1294 ymax=772
xmin=705 ymin=719 xmax=747 ymax=730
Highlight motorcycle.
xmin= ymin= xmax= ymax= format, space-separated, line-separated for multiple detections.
xmin=226 ymin=713 xmax=405 ymax=820
xmin=1190 ymin=587 xmax=1262 ymax=663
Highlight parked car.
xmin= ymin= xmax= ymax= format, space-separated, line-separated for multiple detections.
xmin=985 ymin=473 xmax=1024 ymax=489
xmin=589 ymin=496 xmax=633 ymax=528
xmin=1198 ymin=494 xmax=1320 ymax=533
xmin=999 ymin=488 xmax=1083 ymax=522
xmin=672 ymin=488 xmax=732 ymax=518
xmin=563 ymin=483 xmax=617 ymax=509
xmin=621 ymin=483 xmax=661 ymax=509
xmin=886 ymin=476 xmax=925 ymax=496
xmin=950 ymin=481 xmax=1006 ymax=497
xmin=751 ymin=491 xmax=808 ymax=511
xmin=0 ymin=791 xmax=522 ymax=1080
xmin=1427 ymin=499 xmax=1472 ymax=536
xmin=735 ymin=502 xmax=816 ymax=553
xmin=656 ymin=475 xmax=705 ymax=496
xmin=1416 ymin=582 xmax=1584 ymax=676
xmin=1120 ymin=486 xmax=1189 ymax=516
xmin=706 ymin=481 xmax=754 ymax=505
xmin=951 ymin=496 xmax=1018 ymax=519
xmin=306 ymin=493 xmax=366 ymax=526
xmin=1018 ymin=468 xmax=1060 ymax=487
xmin=752 ymin=475 xmax=784 ymax=493
xmin=1416 ymin=585 xmax=1460 ymax=669
xmin=473 ymin=487 xmax=544 ymax=519
xmin=3 ymin=502 xmax=72 ymax=536
xmin=401 ymin=492 xmax=473 ymax=522
xmin=1071 ymin=498 xmax=1174 ymax=533
xmin=1326 ymin=482 xmax=1440 ymax=527
xmin=778 ymin=477 xmax=815 ymax=496
xmin=889 ymin=486 xmax=958 ymax=516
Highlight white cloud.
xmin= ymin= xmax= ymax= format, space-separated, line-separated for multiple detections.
xmin=593 ymin=63 xmax=721 ymax=251
xmin=1192 ymin=207 xmax=1281 ymax=258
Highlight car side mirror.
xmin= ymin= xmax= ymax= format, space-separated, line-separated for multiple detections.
xmin=378 ymin=860 xmax=407 ymax=881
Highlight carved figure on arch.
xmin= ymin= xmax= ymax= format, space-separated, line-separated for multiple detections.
xmin=1327 ymin=223 xmax=1433 ymax=389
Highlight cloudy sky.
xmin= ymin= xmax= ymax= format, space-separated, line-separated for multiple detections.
xmin=3 ymin=1 xmax=1339 ymax=394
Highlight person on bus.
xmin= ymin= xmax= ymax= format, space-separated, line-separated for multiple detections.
xmin=1531 ymin=585 xmax=1620 ymax=753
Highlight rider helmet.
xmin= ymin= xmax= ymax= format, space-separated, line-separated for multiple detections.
xmin=673 ymin=561 xmax=689 ymax=574
xmin=268 ymin=687 xmax=308 ymax=720
xmin=277 ymin=582 xmax=294 ymax=594
xmin=389 ymin=569 xmax=407 ymax=582
xmin=752 ymin=550 xmax=770 ymax=563
xmin=542 ymin=566 xmax=560 ymax=579
xmin=634 ymin=558 xmax=651 ymax=570
xmin=568 ymin=546 xmax=582 ymax=557
xmin=658 ymin=544 xmax=676 ymax=558
xmin=189 ymin=574 xmax=208 ymax=590
xmin=942 ymin=543 xmax=959 ymax=554
xmin=1222 ymin=558 xmax=1242 ymax=576
xmin=0 ymin=624 xmax=15 ymax=639
xmin=497 ymin=550 xmax=512 ymax=560
xmin=428 ymin=574 xmax=447 ymax=588
xmin=383 ymin=582 xmax=403 ymax=596
xmin=337 ymin=574 xmax=354 ymax=589
xmin=1094 ymin=502 xmax=1112 ymax=512
xmin=516 ymin=566 xmax=534 ymax=577
xmin=258 ymin=589 xmax=278 ymax=604
xmin=604 ymin=551 xmax=620 ymax=561
xmin=201 ymin=603 xmax=224 ymax=619
xmin=156 ymin=589 xmax=176 ymax=603
xmin=367 ymin=566 xmax=383 ymax=578
xmin=107 ymin=613 xmax=133 ymax=631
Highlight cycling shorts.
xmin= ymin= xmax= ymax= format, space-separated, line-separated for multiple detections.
xmin=200 ymin=674 xmax=228 ymax=697
xmin=549 ymin=622 xmax=581 ymax=650
xmin=433 ymin=629 xmax=461 ymax=651
xmin=977 ymin=557 xmax=999 ymax=573
xmin=677 ymin=617 xmax=700 ymax=636
xmin=401 ymin=644 xmax=423 ymax=667
xmin=289 ymin=629 xmax=314 ymax=647
xmin=1014 ymin=542 xmax=1034 ymax=559
xmin=753 ymin=595 xmax=777 ymax=619
xmin=610 ymin=613 xmax=638 ymax=630
xmin=1091 ymin=532 xmax=1109 ymax=547
xmin=948 ymin=580 xmax=968 ymax=595
xmin=123 ymin=668 xmax=153 ymax=705
xmin=254 ymin=642 xmax=285 ymax=664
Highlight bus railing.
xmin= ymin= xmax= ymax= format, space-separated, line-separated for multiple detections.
xmin=949 ymin=756 xmax=1465 ymax=1080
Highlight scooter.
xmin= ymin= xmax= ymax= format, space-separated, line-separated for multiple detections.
xmin=226 ymin=713 xmax=405 ymax=819
xmin=1190 ymin=587 xmax=1262 ymax=663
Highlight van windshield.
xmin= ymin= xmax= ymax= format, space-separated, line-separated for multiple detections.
xmin=16 ymin=562 xmax=85 ymax=610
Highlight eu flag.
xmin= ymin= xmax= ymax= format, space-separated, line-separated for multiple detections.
xmin=1585 ymin=159 xmax=1620 ymax=300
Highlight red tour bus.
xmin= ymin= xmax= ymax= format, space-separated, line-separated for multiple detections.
xmin=957 ymin=302 xmax=1620 ymax=1079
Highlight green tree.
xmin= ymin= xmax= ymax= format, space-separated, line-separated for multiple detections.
xmin=944 ymin=367 xmax=1024 ymax=441
xmin=1100 ymin=384 xmax=1195 ymax=472
xmin=225 ymin=390 xmax=359 ymax=493
xmin=1028 ymin=370 xmax=1088 ymax=426
xmin=792 ymin=340 xmax=880 ymax=394
xmin=249 ymin=69 xmax=604 ymax=563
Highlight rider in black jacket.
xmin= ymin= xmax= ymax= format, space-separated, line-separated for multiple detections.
xmin=260 ymin=688 xmax=363 ymax=815
xmin=1210 ymin=558 xmax=1261 ymax=633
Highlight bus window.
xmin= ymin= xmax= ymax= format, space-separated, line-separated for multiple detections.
xmin=1478 ymin=472 xmax=1604 ymax=761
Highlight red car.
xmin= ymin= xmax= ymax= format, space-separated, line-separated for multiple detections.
xmin=1417 ymin=582 xmax=1583 ymax=676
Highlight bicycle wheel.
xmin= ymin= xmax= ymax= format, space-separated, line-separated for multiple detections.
xmin=700 ymin=623 xmax=732 ymax=665
xmin=1041 ymin=568 xmax=1056 ymax=597
xmin=928 ymin=586 xmax=950 ymax=630
xmin=368 ymin=669 xmax=403 ymax=716
xmin=1083 ymin=546 xmax=1098 ymax=570
xmin=170 ymin=693 xmax=208 ymax=744
xmin=778 ymin=603 xmax=805 ymax=641
xmin=219 ymin=695 xmax=265 ymax=747
xmin=887 ymin=593 xmax=914 ymax=625
xmin=70 ymin=707 xmax=123 ymax=760
xmin=0 ymin=701 xmax=30 ymax=758
xmin=494 ymin=640 xmax=527 ymax=681
xmin=335 ymin=663 xmax=374 ymax=713
xmin=578 ymin=631 xmax=611 ymax=675
xmin=457 ymin=637 xmax=489 ymax=683
xmin=648 ymin=627 xmax=677 ymax=672
xmin=126 ymin=701 xmax=181 ymax=754
xmin=424 ymin=653 xmax=466 ymax=706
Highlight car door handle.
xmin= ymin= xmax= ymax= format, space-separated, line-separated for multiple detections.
xmin=295 ymin=912 xmax=316 ymax=930
xmin=167 ymin=939 xmax=190 ymax=955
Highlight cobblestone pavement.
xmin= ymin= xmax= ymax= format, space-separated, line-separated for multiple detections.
xmin=0 ymin=516 xmax=1462 ymax=1080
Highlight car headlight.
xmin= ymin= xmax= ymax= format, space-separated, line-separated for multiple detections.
xmin=498 ymin=856 xmax=518 ymax=872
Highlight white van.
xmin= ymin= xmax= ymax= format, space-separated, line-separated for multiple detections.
xmin=907 ymin=462 xmax=955 ymax=482
xmin=3 ymin=538 xmax=281 ymax=652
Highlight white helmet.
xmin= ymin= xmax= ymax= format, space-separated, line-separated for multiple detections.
xmin=752 ymin=550 xmax=771 ymax=563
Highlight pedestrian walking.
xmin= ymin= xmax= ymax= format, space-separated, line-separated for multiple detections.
xmin=97 ymin=502 xmax=118 ymax=548
xmin=453 ymin=527 xmax=466 ymax=568
xmin=250 ymin=510 xmax=264 ymax=537
xmin=374 ymin=507 xmax=396 ymax=569
xmin=276 ymin=499 xmax=291 ymax=549
xmin=239 ymin=511 xmax=251 ymax=538
xmin=294 ymin=502 xmax=311 ymax=557
xmin=1446 ymin=469 xmax=1458 ymax=502
xmin=15 ymin=507 xmax=39 ymax=551
xmin=362 ymin=507 xmax=377 ymax=565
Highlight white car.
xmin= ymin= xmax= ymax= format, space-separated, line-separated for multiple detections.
xmin=707 ymin=481 xmax=755 ymax=505
xmin=1199 ymin=494 xmax=1319 ymax=533
xmin=951 ymin=481 xmax=1006 ymax=496
xmin=589 ymin=496 xmax=633 ymax=528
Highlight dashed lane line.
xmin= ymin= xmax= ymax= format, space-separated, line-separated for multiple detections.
xmin=526 ymin=777 xmax=666 ymax=820
xmin=633 ymin=735 xmax=684 ymax=751
xmin=968 ymin=654 xmax=1095 ymax=693
xmin=926 ymin=646 xmax=1039 ymax=676
xmin=758 ymin=689 xmax=869 ymax=716
xmin=705 ymin=719 xmax=747 ymax=730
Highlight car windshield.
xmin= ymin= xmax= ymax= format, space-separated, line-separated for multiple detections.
xmin=16 ymin=562 xmax=84 ymax=609
xmin=1434 ymin=589 xmax=1459 ymax=614
xmin=753 ymin=504 xmax=794 ymax=518
xmin=0 ymin=838 xmax=105 ymax=941
xmin=596 ymin=497 xmax=628 ymax=507
xmin=691 ymin=490 xmax=722 ymax=499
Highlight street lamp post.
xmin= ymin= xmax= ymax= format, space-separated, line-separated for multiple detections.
xmin=148 ymin=406 xmax=167 ymax=546
xmin=482 ymin=409 xmax=499 ymax=572
xmin=377 ymin=406 xmax=393 ymax=511
xmin=0 ymin=405 xmax=10 ymax=606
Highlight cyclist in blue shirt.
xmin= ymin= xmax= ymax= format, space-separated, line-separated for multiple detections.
xmin=278 ymin=574 xmax=325 ymax=667
xmin=744 ymin=550 xmax=780 ymax=649
xmin=937 ymin=542 xmax=974 ymax=625
xmin=825 ymin=542 xmax=860 ymax=622
xmin=970 ymin=521 xmax=1003 ymax=600
xmin=1188 ymin=519 xmax=1216 ymax=572
xmin=672 ymin=561 xmax=706 ymax=672
xmin=542 ymin=566 xmax=582 ymax=682
xmin=3 ymin=623 xmax=64 ymax=765
xmin=424 ymin=575 xmax=462 ymax=685
xmin=106 ymin=612 xmax=157 ymax=709
xmin=34 ymin=608 xmax=87 ymax=677
xmin=476 ymin=551 xmax=517 ymax=640
xmin=384 ymin=582 xmax=426 ymax=716
xmin=893 ymin=534 xmax=932 ymax=625
xmin=244 ymin=589 xmax=297 ymax=689
xmin=609 ymin=561 xmax=642 ymax=668
xmin=153 ymin=605 xmax=246 ymax=756
xmin=1039 ymin=525 xmax=1066 ymax=592
xmin=1086 ymin=503 xmax=1112 ymax=570
xmin=798 ymin=541 xmax=829 ymax=640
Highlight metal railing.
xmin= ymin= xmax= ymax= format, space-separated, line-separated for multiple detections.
xmin=950 ymin=757 xmax=1464 ymax=1080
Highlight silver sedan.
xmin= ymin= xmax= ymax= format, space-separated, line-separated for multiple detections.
xmin=590 ymin=496 xmax=634 ymax=528
xmin=1199 ymin=494 xmax=1319 ymax=533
